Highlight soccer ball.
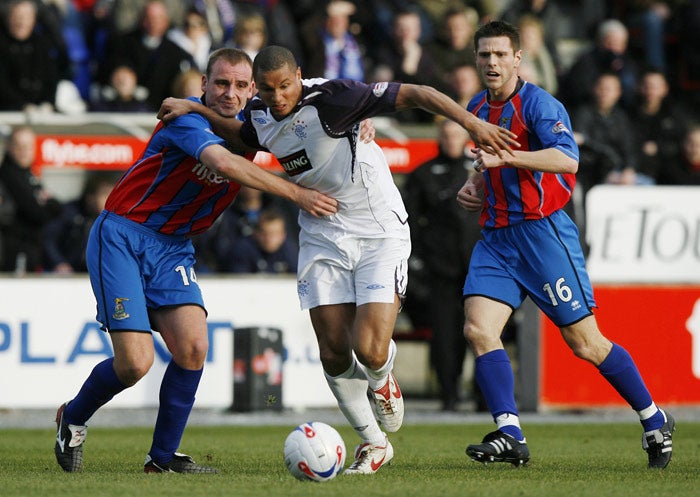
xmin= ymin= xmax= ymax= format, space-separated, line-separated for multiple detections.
xmin=283 ymin=421 xmax=346 ymax=482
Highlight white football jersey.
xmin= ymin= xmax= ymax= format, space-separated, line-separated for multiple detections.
xmin=240 ymin=79 xmax=409 ymax=240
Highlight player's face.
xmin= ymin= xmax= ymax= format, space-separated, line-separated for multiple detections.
xmin=475 ymin=35 xmax=521 ymax=100
xmin=203 ymin=59 xmax=254 ymax=117
xmin=254 ymin=63 xmax=303 ymax=120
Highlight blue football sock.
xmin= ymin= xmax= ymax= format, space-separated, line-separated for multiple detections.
xmin=475 ymin=349 xmax=523 ymax=441
xmin=598 ymin=343 xmax=662 ymax=431
xmin=148 ymin=361 xmax=203 ymax=464
xmin=64 ymin=358 xmax=126 ymax=425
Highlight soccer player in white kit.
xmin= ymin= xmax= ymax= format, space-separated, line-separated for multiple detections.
xmin=159 ymin=45 xmax=517 ymax=474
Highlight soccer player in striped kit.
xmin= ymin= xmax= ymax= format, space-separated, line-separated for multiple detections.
xmin=54 ymin=48 xmax=338 ymax=474
xmin=458 ymin=21 xmax=674 ymax=469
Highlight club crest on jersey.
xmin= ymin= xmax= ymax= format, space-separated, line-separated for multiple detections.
xmin=552 ymin=120 xmax=570 ymax=134
xmin=292 ymin=119 xmax=308 ymax=140
xmin=278 ymin=149 xmax=312 ymax=176
xmin=373 ymin=82 xmax=388 ymax=97
xmin=112 ymin=298 xmax=130 ymax=320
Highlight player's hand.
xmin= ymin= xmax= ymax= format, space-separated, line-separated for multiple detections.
xmin=157 ymin=97 xmax=194 ymax=122
xmin=469 ymin=119 xmax=519 ymax=159
xmin=471 ymin=147 xmax=504 ymax=173
xmin=456 ymin=175 xmax=483 ymax=212
xmin=297 ymin=189 xmax=339 ymax=217
xmin=359 ymin=119 xmax=376 ymax=143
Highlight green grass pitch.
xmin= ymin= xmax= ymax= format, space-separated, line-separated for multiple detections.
xmin=2 ymin=422 xmax=699 ymax=497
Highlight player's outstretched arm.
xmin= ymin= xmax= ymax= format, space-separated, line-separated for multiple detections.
xmin=394 ymin=84 xmax=519 ymax=158
xmin=473 ymin=146 xmax=578 ymax=174
xmin=201 ymin=144 xmax=338 ymax=217
xmin=158 ymin=98 xmax=248 ymax=151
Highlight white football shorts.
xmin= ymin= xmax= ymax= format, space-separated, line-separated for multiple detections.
xmin=296 ymin=233 xmax=410 ymax=310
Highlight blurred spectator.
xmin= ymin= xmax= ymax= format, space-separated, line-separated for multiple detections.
xmin=401 ymin=119 xmax=480 ymax=411
xmin=193 ymin=185 xmax=299 ymax=272
xmin=0 ymin=159 xmax=14 ymax=271
xmin=43 ymin=172 xmax=116 ymax=273
xmin=572 ymin=72 xmax=642 ymax=190
xmin=229 ymin=12 xmax=267 ymax=61
xmin=220 ymin=208 xmax=298 ymax=274
xmin=549 ymin=0 xmax=607 ymax=40
xmin=300 ymin=0 xmax=366 ymax=81
xmin=371 ymin=8 xmax=445 ymax=122
xmin=168 ymin=9 xmax=212 ymax=72
xmin=189 ymin=0 xmax=236 ymax=47
xmin=39 ymin=0 xmax=92 ymax=99
xmin=0 ymin=0 xmax=63 ymax=112
xmin=426 ymin=6 xmax=478 ymax=87
xmin=517 ymin=14 xmax=558 ymax=95
xmin=560 ymin=18 xmax=639 ymax=110
xmin=499 ymin=0 xmax=562 ymax=70
xmin=618 ymin=1 xmax=675 ymax=73
xmin=446 ymin=64 xmax=483 ymax=108
xmin=629 ymin=68 xmax=689 ymax=183
xmin=0 ymin=126 xmax=61 ymax=274
xmin=517 ymin=55 xmax=542 ymax=86
xmin=89 ymin=65 xmax=152 ymax=112
xmin=234 ymin=0 xmax=304 ymax=63
xmin=98 ymin=0 xmax=194 ymax=109
xmin=658 ymin=124 xmax=700 ymax=184
xmin=97 ymin=0 xmax=186 ymax=35
xmin=675 ymin=0 xmax=700 ymax=114
xmin=171 ymin=68 xmax=204 ymax=98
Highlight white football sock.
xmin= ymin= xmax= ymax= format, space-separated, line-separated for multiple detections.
xmin=325 ymin=358 xmax=385 ymax=444
xmin=362 ymin=339 xmax=397 ymax=391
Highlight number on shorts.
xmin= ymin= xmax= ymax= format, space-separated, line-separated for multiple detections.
xmin=542 ymin=277 xmax=572 ymax=306
xmin=175 ymin=265 xmax=198 ymax=286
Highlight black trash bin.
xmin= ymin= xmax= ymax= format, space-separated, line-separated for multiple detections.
xmin=231 ymin=327 xmax=284 ymax=412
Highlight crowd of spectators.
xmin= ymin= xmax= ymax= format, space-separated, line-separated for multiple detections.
xmin=0 ymin=0 xmax=699 ymax=275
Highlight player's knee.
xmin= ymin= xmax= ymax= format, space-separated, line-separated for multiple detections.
xmin=569 ymin=341 xmax=610 ymax=365
xmin=115 ymin=357 xmax=153 ymax=386
xmin=354 ymin=343 xmax=388 ymax=370
xmin=319 ymin=349 xmax=352 ymax=376
xmin=174 ymin=338 xmax=209 ymax=369
xmin=463 ymin=320 xmax=487 ymax=345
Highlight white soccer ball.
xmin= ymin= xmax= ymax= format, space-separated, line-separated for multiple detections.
xmin=283 ymin=421 xmax=346 ymax=482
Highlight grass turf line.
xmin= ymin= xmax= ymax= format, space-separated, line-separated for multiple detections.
xmin=2 ymin=423 xmax=698 ymax=497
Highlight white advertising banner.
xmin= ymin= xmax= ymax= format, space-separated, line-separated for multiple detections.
xmin=586 ymin=185 xmax=700 ymax=283
xmin=0 ymin=276 xmax=335 ymax=409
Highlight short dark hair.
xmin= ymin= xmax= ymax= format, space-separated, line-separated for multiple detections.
xmin=253 ymin=45 xmax=297 ymax=78
xmin=206 ymin=48 xmax=253 ymax=78
xmin=474 ymin=21 xmax=520 ymax=52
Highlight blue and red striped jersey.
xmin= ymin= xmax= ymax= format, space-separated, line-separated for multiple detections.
xmin=468 ymin=80 xmax=579 ymax=228
xmin=105 ymin=105 xmax=242 ymax=237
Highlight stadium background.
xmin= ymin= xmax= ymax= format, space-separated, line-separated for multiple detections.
xmin=0 ymin=111 xmax=698 ymax=414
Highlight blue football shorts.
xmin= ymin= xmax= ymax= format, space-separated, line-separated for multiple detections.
xmin=86 ymin=211 xmax=205 ymax=332
xmin=463 ymin=209 xmax=595 ymax=327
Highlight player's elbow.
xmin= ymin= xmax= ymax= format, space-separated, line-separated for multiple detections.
xmin=562 ymin=156 xmax=578 ymax=174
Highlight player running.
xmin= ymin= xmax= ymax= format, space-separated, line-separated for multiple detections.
xmin=458 ymin=21 xmax=674 ymax=469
